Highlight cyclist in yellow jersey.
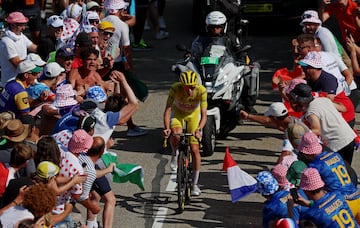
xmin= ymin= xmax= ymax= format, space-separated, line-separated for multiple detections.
xmin=163 ymin=70 xmax=207 ymax=196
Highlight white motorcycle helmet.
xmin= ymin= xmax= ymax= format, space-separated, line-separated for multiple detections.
xmin=205 ymin=11 xmax=227 ymax=33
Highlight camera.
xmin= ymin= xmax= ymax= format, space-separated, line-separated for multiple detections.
xmin=102 ymin=58 xmax=110 ymax=68
xmin=346 ymin=29 xmax=352 ymax=38
xmin=290 ymin=188 xmax=299 ymax=202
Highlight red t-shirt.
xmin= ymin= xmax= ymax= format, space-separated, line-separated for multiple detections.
xmin=71 ymin=57 xmax=83 ymax=69
xmin=325 ymin=1 xmax=360 ymax=43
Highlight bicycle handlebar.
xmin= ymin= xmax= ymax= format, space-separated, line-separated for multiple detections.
xmin=162 ymin=133 xmax=202 ymax=148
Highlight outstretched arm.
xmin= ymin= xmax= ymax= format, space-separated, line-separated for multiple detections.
xmin=110 ymin=71 xmax=138 ymax=125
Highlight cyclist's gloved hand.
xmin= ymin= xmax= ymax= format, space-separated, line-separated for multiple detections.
xmin=163 ymin=129 xmax=171 ymax=138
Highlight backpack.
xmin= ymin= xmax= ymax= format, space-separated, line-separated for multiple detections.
xmin=0 ymin=162 xmax=9 ymax=197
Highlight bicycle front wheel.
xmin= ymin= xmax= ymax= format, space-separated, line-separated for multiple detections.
xmin=177 ymin=150 xmax=186 ymax=212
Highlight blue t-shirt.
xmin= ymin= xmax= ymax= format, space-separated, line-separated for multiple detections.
xmin=309 ymin=151 xmax=358 ymax=197
xmin=308 ymin=70 xmax=338 ymax=95
xmin=302 ymin=191 xmax=358 ymax=228
xmin=51 ymin=111 xmax=80 ymax=134
xmin=0 ymin=79 xmax=30 ymax=117
xmin=262 ymin=190 xmax=290 ymax=228
xmin=26 ymin=82 xmax=52 ymax=100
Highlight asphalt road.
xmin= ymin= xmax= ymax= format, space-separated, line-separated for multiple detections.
xmin=70 ymin=0 xmax=360 ymax=227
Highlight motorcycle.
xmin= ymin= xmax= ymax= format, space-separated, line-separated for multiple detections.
xmin=172 ymin=38 xmax=260 ymax=157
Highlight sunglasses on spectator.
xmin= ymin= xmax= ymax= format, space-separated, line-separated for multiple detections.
xmin=89 ymin=19 xmax=99 ymax=24
xmin=63 ymin=56 xmax=74 ymax=61
xmin=208 ymin=25 xmax=222 ymax=29
xmin=297 ymin=45 xmax=311 ymax=51
xmin=15 ymin=23 xmax=27 ymax=27
xmin=101 ymin=31 xmax=113 ymax=37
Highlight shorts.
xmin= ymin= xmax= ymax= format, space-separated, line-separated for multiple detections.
xmin=92 ymin=165 xmax=112 ymax=195
xmin=171 ymin=108 xmax=200 ymax=145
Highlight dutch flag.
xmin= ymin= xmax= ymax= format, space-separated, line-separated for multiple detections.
xmin=222 ymin=147 xmax=258 ymax=203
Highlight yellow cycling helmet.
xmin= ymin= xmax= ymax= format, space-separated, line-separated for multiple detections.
xmin=179 ymin=70 xmax=198 ymax=86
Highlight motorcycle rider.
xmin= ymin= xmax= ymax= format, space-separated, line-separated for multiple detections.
xmin=190 ymin=10 xmax=259 ymax=114
xmin=162 ymin=70 xmax=207 ymax=196
xmin=190 ymin=11 xmax=228 ymax=65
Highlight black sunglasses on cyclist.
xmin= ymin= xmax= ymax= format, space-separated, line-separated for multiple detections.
xmin=183 ymin=85 xmax=196 ymax=90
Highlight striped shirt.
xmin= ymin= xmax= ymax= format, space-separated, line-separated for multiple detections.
xmin=78 ymin=153 xmax=96 ymax=201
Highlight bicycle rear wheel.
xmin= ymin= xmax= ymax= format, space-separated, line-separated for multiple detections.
xmin=177 ymin=150 xmax=186 ymax=212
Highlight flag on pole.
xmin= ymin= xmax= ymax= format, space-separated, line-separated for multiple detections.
xmin=101 ymin=152 xmax=145 ymax=190
xmin=223 ymin=147 xmax=257 ymax=203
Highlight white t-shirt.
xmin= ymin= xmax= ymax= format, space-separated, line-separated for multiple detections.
xmin=306 ymin=97 xmax=356 ymax=151
xmin=92 ymin=108 xmax=120 ymax=144
xmin=316 ymin=26 xmax=341 ymax=58
xmin=0 ymin=29 xmax=33 ymax=85
xmin=102 ymin=15 xmax=130 ymax=62
xmin=0 ymin=206 xmax=34 ymax=227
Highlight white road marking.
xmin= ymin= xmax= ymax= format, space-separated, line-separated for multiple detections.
xmin=152 ymin=171 xmax=177 ymax=228
xmin=151 ymin=207 xmax=168 ymax=228
xmin=165 ymin=171 xmax=177 ymax=192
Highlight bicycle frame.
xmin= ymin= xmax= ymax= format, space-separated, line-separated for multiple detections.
xmin=175 ymin=131 xmax=193 ymax=212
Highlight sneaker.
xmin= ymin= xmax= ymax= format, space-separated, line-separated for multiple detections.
xmin=158 ymin=16 xmax=167 ymax=30
xmin=155 ymin=30 xmax=169 ymax=40
xmin=170 ymin=156 xmax=177 ymax=171
xmin=132 ymin=39 xmax=153 ymax=51
xmin=191 ymin=185 xmax=201 ymax=196
xmin=127 ymin=126 xmax=148 ymax=137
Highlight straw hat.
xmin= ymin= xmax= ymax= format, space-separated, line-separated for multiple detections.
xmin=2 ymin=119 xmax=29 ymax=142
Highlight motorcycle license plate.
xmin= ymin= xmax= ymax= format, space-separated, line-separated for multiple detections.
xmin=200 ymin=57 xmax=219 ymax=65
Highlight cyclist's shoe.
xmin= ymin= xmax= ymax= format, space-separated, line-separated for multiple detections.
xmin=127 ymin=126 xmax=148 ymax=137
xmin=170 ymin=156 xmax=177 ymax=171
xmin=132 ymin=39 xmax=153 ymax=51
xmin=191 ymin=185 xmax=201 ymax=196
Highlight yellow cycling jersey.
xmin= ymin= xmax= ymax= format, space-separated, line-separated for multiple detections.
xmin=166 ymin=82 xmax=208 ymax=114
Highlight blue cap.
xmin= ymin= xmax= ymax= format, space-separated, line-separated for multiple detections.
xmin=56 ymin=43 xmax=75 ymax=58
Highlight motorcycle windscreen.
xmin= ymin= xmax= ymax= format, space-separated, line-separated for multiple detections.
xmin=200 ymin=57 xmax=218 ymax=82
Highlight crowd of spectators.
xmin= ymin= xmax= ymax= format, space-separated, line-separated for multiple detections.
xmin=0 ymin=0 xmax=167 ymax=226
xmin=239 ymin=0 xmax=360 ymax=227
xmin=2 ymin=0 xmax=360 ymax=227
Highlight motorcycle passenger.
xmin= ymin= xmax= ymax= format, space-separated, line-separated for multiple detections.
xmin=162 ymin=70 xmax=207 ymax=196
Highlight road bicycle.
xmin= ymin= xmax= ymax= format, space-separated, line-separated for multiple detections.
xmin=163 ymin=130 xmax=194 ymax=213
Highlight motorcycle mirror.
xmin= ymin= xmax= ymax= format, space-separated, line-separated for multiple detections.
xmin=176 ymin=44 xmax=188 ymax=51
